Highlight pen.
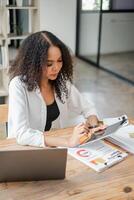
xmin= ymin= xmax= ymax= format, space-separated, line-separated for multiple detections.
xmin=104 ymin=152 xmax=122 ymax=165
xmin=111 ymin=150 xmax=120 ymax=156
xmin=107 ymin=151 xmax=122 ymax=160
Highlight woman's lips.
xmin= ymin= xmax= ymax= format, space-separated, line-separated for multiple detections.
xmin=50 ymin=73 xmax=58 ymax=76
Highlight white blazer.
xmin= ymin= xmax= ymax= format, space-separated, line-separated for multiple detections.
xmin=8 ymin=76 xmax=98 ymax=147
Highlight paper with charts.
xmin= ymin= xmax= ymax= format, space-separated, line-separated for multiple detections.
xmin=68 ymin=140 xmax=127 ymax=172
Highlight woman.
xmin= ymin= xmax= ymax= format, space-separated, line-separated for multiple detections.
xmin=8 ymin=31 xmax=103 ymax=148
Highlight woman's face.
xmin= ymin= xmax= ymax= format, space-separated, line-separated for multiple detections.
xmin=42 ymin=46 xmax=63 ymax=81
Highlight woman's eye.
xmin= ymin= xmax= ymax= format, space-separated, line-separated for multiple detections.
xmin=47 ymin=63 xmax=53 ymax=67
xmin=58 ymin=60 xmax=63 ymax=63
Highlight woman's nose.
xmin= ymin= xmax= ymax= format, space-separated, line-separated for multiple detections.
xmin=53 ymin=63 xmax=59 ymax=71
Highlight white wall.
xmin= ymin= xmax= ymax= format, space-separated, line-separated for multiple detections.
xmin=79 ymin=12 xmax=134 ymax=55
xmin=38 ymin=0 xmax=77 ymax=54
xmin=101 ymin=13 xmax=134 ymax=54
xmin=79 ymin=13 xmax=100 ymax=55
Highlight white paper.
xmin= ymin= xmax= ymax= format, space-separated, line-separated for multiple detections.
xmin=68 ymin=140 xmax=127 ymax=172
xmin=108 ymin=124 xmax=134 ymax=154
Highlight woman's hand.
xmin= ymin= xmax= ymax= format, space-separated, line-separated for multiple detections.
xmin=85 ymin=115 xmax=100 ymax=128
xmin=68 ymin=123 xmax=107 ymax=147
xmin=68 ymin=123 xmax=89 ymax=147
xmin=88 ymin=124 xmax=107 ymax=136
xmin=44 ymin=121 xmax=106 ymax=148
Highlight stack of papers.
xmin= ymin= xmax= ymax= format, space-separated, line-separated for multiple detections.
xmin=103 ymin=115 xmax=134 ymax=154
xmin=68 ymin=140 xmax=127 ymax=172
xmin=108 ymin=125 xmax=134 ymax=154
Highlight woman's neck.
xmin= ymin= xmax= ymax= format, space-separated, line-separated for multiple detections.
xmin=40 ymin=78 xmax=49 ymax=88
xmin=40 ymin=79 xmax=53 ymax=91
xmin=40 ymin=79 xmax=54 ymax=105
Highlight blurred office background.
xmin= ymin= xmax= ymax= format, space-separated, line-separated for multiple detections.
xmin=77 ymin=0 xmax=134 ymax=84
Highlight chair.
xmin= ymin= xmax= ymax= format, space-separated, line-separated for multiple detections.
xmin=0 ymin=104 xmax=8 ymax=137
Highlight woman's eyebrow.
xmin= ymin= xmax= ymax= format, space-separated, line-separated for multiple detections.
xmin=47 ymin=57 xmax=62 ymax=62
xmin=47 ymin=59 xmax=53 ymax=62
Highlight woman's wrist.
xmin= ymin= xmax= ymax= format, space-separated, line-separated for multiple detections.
xmin=44 ymin=134 xmax=70 ymax=147
xmin=67 ymin=137 xmax=78 ymax=148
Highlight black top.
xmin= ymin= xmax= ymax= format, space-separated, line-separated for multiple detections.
xmin=45 ymin=100 xmax=60 ymax=131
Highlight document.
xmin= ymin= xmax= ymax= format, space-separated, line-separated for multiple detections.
xmin=68 ymin=140 xmax=128 ymax=172
xmin=103 ymin=115 xmax=134 ymax=154
xmin=108 ymin=125 xmax=134 ymax=154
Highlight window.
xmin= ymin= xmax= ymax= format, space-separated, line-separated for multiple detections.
xmin=81 ymin=0 xmax=110 ymax=11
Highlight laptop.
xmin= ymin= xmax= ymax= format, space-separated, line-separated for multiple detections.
xmin=0 ymin=148 xmax=67 ymax=182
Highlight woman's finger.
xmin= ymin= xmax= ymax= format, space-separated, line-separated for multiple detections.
xmin=76 ymin=122 xmax=85 ymax=128
xmin=92 ymin=125 xmax=106 ymax=133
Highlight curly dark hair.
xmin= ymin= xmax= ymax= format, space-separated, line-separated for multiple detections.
xmin=8 ymin=31 xmax=73 ymax=103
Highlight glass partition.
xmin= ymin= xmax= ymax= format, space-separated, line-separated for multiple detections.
xmin=100 ymin=12 xmax=134 ymax=82
xmin=77 ymin=0 xmax=134 ymax=84
xmin=78 ymin=11 xmax=100 ymax=63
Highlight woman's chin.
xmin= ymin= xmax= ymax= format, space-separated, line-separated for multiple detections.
xmin=49 ymin=75 xmax=58 ymax=80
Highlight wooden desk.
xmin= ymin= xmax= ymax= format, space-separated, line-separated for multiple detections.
xmin=0 ymin=125 xmax=134 ymax=200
